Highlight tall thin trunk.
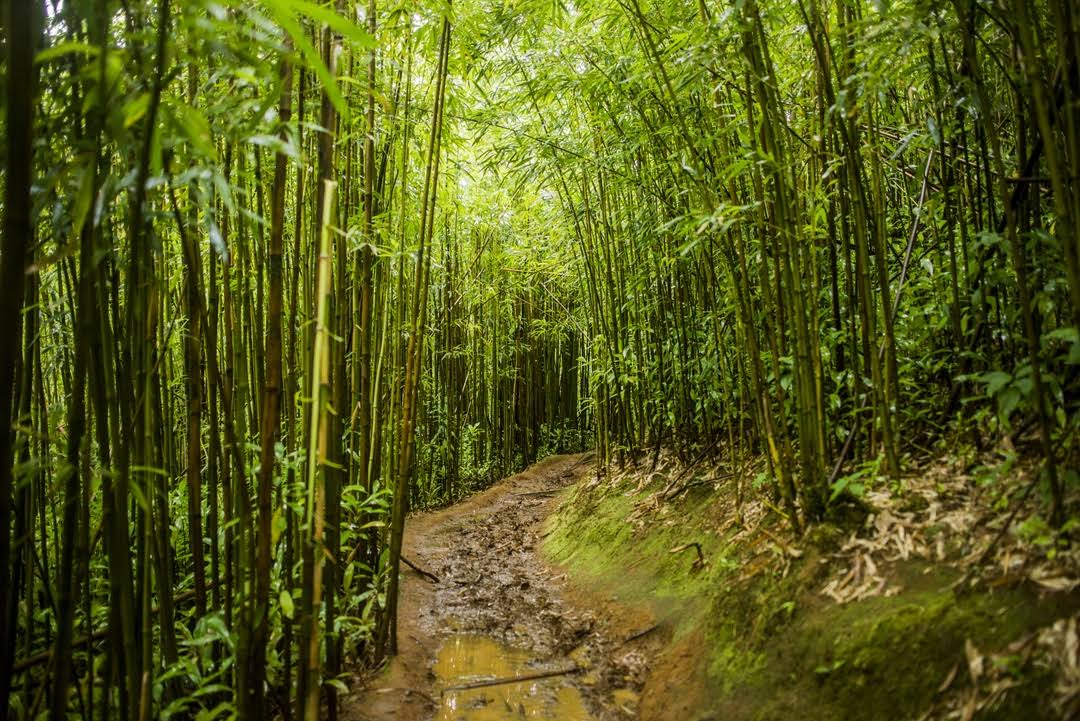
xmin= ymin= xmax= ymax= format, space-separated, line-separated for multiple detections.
xmin=0 ymin=1 xmax=41 ymax=716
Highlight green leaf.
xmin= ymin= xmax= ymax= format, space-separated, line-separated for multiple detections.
xmin=35 ymin=41 xmax=98 ymax=64
xmin=248 ymin=133 xmax=299 ymax=158
xmin=997 ymin=386 xmax=1021 ymax=421
xmin=343 ymin=563 xmax=355 ymax=592
xmin=978 ymin=370 xmax=1011 ymax=397
xmin=71 ymin=156 xmax=96 ymax=240
xmin=272 ymin=510 xmax=287 ymax=547
xmin=675 ymin=236 xmax=701 ymax=257
xmin=325 ymin=678 xmax=349 ymax=693
xmin=124 ymin=93 xmax=152 ymax=129
xmin=259 ymin=0 xmax=352 ymax=120
xmin=1044 ymin=327 xmax=1079 ymax=344
xmin=195 ymin=701 xmax=236 ymax=721
xmin=287 ymin=0 xmax=376 ymax=49
xmin=170 ymin=103 xmax=218 ymax=160
xmin=208 ymin=219 xmax=228 ymax=260
xmin=193 ymin=684 xmax=232 ymax=698
xmin=814 ymin=659 xmax=846 ymax=675
xmin=927 ymin=116 xmax=941 ymax=145
xmin=279 ymin=590 xmax=295 ymax=619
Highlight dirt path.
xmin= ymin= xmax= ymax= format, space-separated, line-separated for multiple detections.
xmin=343 ymin=453 xmax=654 ymax=721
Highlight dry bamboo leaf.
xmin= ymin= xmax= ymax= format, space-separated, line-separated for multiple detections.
xmin=937 ymin=662 xmax=960 ymax=693
xmin=965 ymin=639 xmax=984 ymax=683
xmin=1029 ymin=572 xmax=1080 ymax=593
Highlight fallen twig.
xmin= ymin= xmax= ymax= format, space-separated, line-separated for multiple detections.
xmin=516 ymin=489 xmax=559 ymax=498
xmin=951 ymin=472 xmax=1043 ymax=593
xmin=571 ymin=453 xmax=596 ymax=470
xmin=401 ymin=555 xmax=440 ymax=584
xmin=663 ymin=473 xmax=734 ymax=501
xmin=623 ymin=623 xmax=659 ymax=643
xmin=669 ymin=542 xmax=707 ymax=570
xmin=661 ymin=439 xmax=722 ymax=497
xmin=441 ymin=665 xmax=581 ymax=694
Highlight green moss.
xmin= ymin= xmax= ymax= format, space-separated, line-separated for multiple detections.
xmin=544 ymin=471 xmax=1071 ymax=721
xmin=745 ymin=585 xmax=1061 ymax=721
xmin=544 ymin=477 xmax=731 ymax=626
xmin=704 ymin=621 xmax=766 ymax=695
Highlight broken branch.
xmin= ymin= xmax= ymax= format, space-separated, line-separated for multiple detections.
xmin=441 ymin=665 xmax=582 ymax=694
xmin=401 ymin=555 xmax=440 ymax=583
xmin=669 ymin=542 xmax=706 ymax=570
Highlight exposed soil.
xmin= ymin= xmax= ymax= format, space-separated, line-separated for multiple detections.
xmin=343 ymin=453 xmax=660 ymax=721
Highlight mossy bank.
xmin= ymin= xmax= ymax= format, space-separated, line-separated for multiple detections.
xmin=544 ymin=463 xmax=1078 ymax=721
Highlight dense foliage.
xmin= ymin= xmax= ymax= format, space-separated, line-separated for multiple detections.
xmin=497 ymin=0 xmax=1080 ymax=529
xmin=0 ymin=0 xmax=1077 ymax=719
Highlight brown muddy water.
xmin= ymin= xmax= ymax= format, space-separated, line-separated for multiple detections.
xmin=434 ymin=634 xmax=595 ymax=721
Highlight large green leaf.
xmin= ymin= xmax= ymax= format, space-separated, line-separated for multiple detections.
xmin=257 ymin=0 xmax=379 ymax=121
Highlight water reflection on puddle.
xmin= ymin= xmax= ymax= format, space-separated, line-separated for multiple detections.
xmin=434 ymin=635 xmax=596 ymax=721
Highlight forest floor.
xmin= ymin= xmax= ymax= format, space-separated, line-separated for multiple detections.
xmin=344 ymin=449 xmax=1080 ymax=721
xmin=343 ymin=453 xmax=657 ymax=721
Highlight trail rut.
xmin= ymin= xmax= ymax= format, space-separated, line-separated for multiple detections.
xmin=344 ymin=453 xmax=651 ymax=721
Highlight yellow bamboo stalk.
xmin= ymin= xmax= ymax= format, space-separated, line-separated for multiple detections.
xmin=303 ymin=179 xmax=337 ymax=721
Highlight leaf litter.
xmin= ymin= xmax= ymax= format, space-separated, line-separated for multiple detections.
xmin=817 ymin=452 xmax=1080 ymax=718
xmin=597 ymin=447 xmax=1080 ymax=719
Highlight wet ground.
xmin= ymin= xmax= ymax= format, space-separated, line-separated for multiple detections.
xmin=433 ymin=634 xmax=594 ymax=721
xmin=344 ymin=453 xmax=650 ymax=721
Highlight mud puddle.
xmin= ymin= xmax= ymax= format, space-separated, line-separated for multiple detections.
xmin=344 ymin=454 xmax=650 ymax=721
xmin=434 ymin=634 xmax=595 ymax=721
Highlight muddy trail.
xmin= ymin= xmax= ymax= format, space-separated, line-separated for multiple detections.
xmin=344 ymin=454 xmax=654 ymax=721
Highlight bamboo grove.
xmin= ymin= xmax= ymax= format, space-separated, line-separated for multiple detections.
xmin=0 ymin=0 xmax=587 ymax=719
xmin=480 ymin=0 xmax=1079 ymax=524
xmin=1 ymin=0 xmax=1078 ymax=719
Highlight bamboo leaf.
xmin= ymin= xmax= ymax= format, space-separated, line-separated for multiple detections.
xmin=279 ymin=590 xmax=295 ymax=619
xmin=35 ymin=41 xmax=98 ymax=64
xmin=259 ymin=0 xmax=352 ymax=120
